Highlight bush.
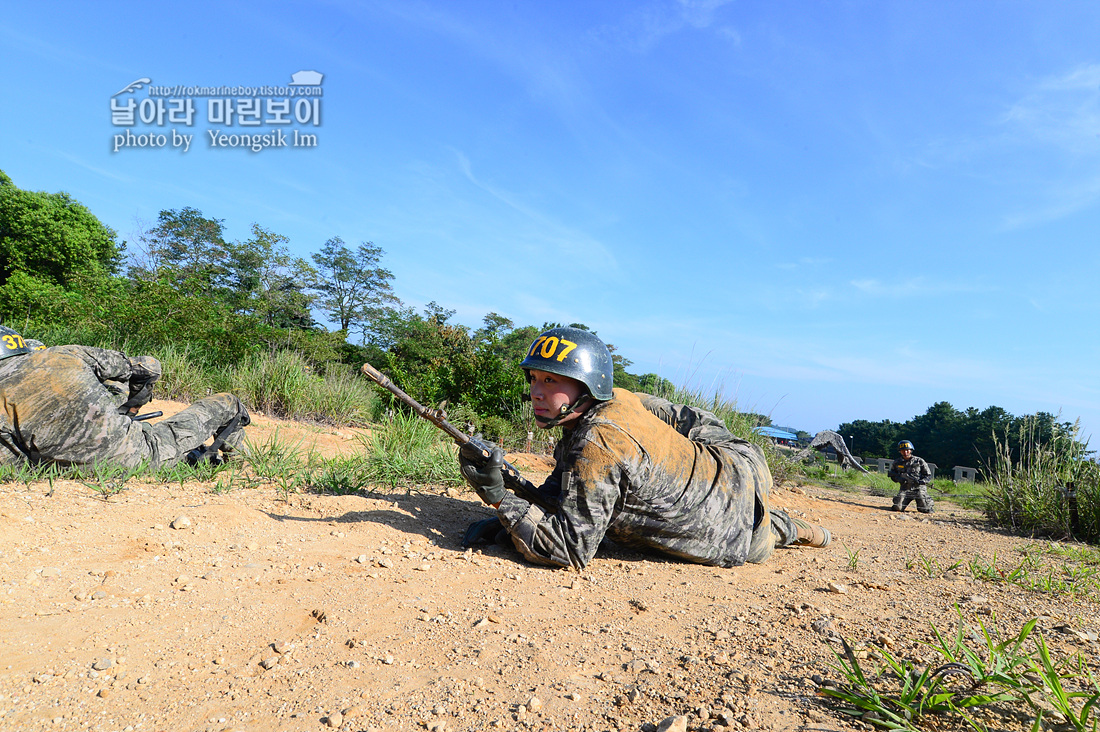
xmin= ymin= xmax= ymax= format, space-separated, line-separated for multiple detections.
xmin=983 ymin=418 xmax=1099 ymax=542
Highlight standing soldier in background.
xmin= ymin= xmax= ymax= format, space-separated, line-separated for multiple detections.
xmin=0 ymin=325 xmax=250 ymax=469
xmin=888 ymin=439 xmax=934 ymax=513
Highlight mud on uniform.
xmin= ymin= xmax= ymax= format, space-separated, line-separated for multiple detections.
xmin=888 ymin=454 xmax=933 ymax=513
xmin=495 ymin=388 xmax=800 ymax=570
xmin=0 ymin=345 xmax=248 ymax=469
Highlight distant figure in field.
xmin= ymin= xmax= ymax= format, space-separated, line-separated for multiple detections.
xmin=888 ymin=439 xmax=933 ymax=513
xmin=0 ymin=325 xmax=249 ymax=469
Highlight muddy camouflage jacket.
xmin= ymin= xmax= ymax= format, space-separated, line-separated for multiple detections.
xmin=496 ymin=389 xmax=772 ymax=570
xmin=0 ymin=346 xmax=160 ymax=466
xmin=888 ymin=455 xmax=932 ymax=488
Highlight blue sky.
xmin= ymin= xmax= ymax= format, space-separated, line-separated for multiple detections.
xmin=3 ymin=1 xmax=1099 ymax=442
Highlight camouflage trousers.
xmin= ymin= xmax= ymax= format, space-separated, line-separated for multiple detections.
xmin=0 ymin=393 xmax=248 ymax=471
xmin=137 ymin=394 xmax=250 ymax=469
xmin=893 ymin=485 xmax=934 ymax=513
xmin=745 ymin=509 xmax=801 ymax=564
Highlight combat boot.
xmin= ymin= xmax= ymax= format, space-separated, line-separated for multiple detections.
xmin=791 ymin=518 xmax=831 ymax=548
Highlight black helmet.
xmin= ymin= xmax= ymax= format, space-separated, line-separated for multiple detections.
xmin=520 ymin=326 xmax=614 ymax=400
xmin=898 ymin=440 xmax=915 ymax=452
xmin=0 ymin=325 xmax=32 ymax=361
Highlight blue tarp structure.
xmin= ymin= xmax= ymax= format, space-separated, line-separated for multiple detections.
xmin=753 ymin=426 xmax=799 ymax=441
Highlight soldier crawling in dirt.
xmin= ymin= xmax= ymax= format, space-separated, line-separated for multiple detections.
xmin=0 ymin=325 xmax=249 ymax=469
xmin=888 ymin=439 xmax=934 ymax=513
xmin=458 ymin=326 xmax=832 ymax=570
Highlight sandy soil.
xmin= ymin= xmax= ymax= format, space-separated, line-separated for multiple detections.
xmin=2 ymin=401 xmax=1098 ymax=732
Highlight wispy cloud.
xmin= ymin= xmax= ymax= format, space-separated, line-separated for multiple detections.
xmin=596 ymin=0 xmax=740 ymax=53
xmin=49 ymin=150 xmax=132 ymax=183
xmin=776 ymin=256 xmax=831 ymax=270
xmin=849 ymin=277 xmax=989 ymax=298
xmin=1000 ymin=63 xmax=1100 ymax=155
xmin=994 ymin=63 xmax=1100 ymax=226
xmin=451 ymin=149 xmax=619 ymax=272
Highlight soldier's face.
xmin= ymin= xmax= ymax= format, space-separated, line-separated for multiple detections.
xmin=528 ymin=369 xmax=586 ymax=426
xmin=900 ymin=449 xmax=912 ymax=458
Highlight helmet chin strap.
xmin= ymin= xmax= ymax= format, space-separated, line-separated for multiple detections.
xmin=533 ymin=394 xmax=594 ymax=428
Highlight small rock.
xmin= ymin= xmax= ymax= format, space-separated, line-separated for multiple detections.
xmin=382 ymin=654 xmax=395 ymax=665
xmin=565 ymin=692 xmax=580 ymax=701
xmin=656 ymin=716 xmax=688 ymax=732
xmin=325 ymin=711 xmax=343 ymax=728
xmin=170 ymin=515 xmax=192 ymax=530
xmin=91 ymin=590 xmax=107 ymax=600
xmin=356 ymin=555 xmax=368 ymax=564
xmin=826 ymin=582 xmax=848 ymax=594
xmin=97 ymin=688 xmax=112 ymax=699
xmin=526 ymin=696 xmax=542 ymax=713
xmin=273 ymin=640 xmax=290 ymax=654
xmin=260 ymin=656 xmax=279 ymax=670
xmin=426 ymin=720 xmax=447 ymax=732
xmin=92 ymin=658 xmax=114 ymax=671
xmin=342 ymin=704 xmax=364 ymax=718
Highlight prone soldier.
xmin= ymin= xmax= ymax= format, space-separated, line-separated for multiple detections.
xmin=458 ymin=326 xmax=832 ymax=570
xmin=0 ymin=325 xmax=249 ymax=469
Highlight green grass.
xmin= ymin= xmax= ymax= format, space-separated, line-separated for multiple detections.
xmin=819 ymin=612 xmax=1100 ymax=731
xmin=0 ymin=410 xmax=462 ymax=501
xmin=983 ymin=417 xmax=1100 ymax=543
xmin=902 ymin=543 xmax=1100 ymax=601
xmin=358 ymin=410 xmax=462 ymax=491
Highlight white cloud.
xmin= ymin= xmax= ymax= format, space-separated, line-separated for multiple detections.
xmin=451 ymin=149 xmax=619 ymax=273
xmin=849 ymin=277 xmax=989 ymax=298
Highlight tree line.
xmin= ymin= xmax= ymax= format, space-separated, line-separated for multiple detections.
xmin=0 ymin=170 xmax=672 ymax=424
xmin=838 ymin=402 xmax=1085 ymax=477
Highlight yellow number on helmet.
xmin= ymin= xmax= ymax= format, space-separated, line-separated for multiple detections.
xmin=555 ymin=338 xmax=577 ymax=362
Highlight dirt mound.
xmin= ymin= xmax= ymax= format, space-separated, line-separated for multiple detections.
xmin=0 ymin=404 xmax=1094 ymax=731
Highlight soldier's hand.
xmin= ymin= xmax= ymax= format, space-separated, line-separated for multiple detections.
xmin=462 ymin=517 xmax=505 ymax=547
xmin=460 ymin=445 xmax=507 ymax=506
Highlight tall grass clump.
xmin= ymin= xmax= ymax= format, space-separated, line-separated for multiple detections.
xmin=227 ymin=350 xmax=375 ymax=424
xmin=983 ymin=417 xmax=1100 ymax=543
xmin=359 ymin=410 xmax=462 ymax=490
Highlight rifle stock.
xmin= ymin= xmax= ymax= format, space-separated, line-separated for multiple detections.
xmin=359 ymin=363 xmax=554 ymax=510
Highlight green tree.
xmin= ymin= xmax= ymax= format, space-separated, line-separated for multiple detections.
xmin=131 ymin=207 xmax=228 ymax=297
xmin=310 ymin=237 xmax=399 ymax=339
xmin=0 ymin=171 xmax=122 ymax=294
xmin=224 ymin=224 xmax=317 ymax=329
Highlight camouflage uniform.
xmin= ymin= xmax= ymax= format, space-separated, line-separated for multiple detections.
xmin=888 ymin=454 xmax=933 ymax=513
xmin=495 ymin=389 xmax=800 ymax=570
xmin=0 ymin=345 xmax=248 ymax=469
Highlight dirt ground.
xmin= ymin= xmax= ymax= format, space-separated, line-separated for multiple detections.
xmin=2 ymin=401 xmax=1098 ymax=732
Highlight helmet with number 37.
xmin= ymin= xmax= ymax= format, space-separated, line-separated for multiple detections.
xmin=520 ymin=326 xmax=614 ymax=401
xmin=0 ymin=325 xmax=32 ymax=361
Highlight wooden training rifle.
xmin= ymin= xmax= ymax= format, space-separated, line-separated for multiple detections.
xmin=359 ymin=363 xmax=556 ymax=510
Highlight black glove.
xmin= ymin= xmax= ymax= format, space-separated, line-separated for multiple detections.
xmin=459 ymin=442 xmax=507 ymax=506
xmin=462 ymin=517 xmax=506 ymax=547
